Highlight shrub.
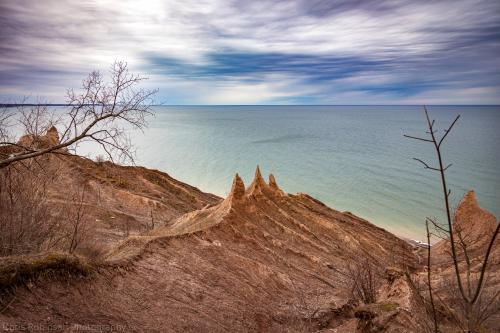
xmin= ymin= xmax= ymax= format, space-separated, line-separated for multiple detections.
xmin=343 ymin=255 xmax=382 ymax=304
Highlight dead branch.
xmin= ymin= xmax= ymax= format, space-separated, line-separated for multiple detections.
xmin=0 ymin=61 xmax=157 ymax=168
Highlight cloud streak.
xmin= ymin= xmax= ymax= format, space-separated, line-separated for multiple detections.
xmin=0 ymin=0 xmax=499 ymax=104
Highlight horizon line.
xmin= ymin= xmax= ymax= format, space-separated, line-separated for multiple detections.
xmin=2 ymin=103 xmax=500 ymax=107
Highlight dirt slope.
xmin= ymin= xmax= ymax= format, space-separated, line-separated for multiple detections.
xmin=40 ymin=153 xmax=221 ymax=247
xmin=0 ymin=167 xmax=418 ymax=332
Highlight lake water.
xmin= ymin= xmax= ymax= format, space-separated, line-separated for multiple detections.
xmin=126 ymin=105 xmax=500 ymax=240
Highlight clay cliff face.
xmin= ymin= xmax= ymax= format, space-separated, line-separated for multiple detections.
xmin=1 ymin=166 xmax=421 ymax=332
xmin=54 ymin=156 xmax=221 ymax=240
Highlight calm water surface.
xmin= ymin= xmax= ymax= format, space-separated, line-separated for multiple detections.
xmin=127 ymin=105 xmax=500 ymax=240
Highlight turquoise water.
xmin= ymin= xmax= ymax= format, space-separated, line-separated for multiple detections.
xmin=129 ymin=106 xmax=499 ymax=240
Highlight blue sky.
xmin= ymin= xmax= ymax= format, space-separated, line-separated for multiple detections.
xmin=1 ymin=0 xmax=499 ymax=104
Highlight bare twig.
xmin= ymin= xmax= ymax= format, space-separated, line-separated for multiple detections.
xmin=413 ymin=158 xmax=441 ymax=172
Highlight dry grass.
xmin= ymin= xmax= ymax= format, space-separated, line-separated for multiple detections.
xmin=0 ymin=252 xmax=92 ymax=292
xmin=354 ymin=301 xmax=399 ymax=317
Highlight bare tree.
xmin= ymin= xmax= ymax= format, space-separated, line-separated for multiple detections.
xmin=18 ymin=100 xmax=57 ymax=138
xmin=66 ymin=184 xmax=90 ymax=254
xmin=0 ymin=161 xmax=102 ymax=257
xmin=0 ymin=61 xmax=156 ymax=258
xmin=405 ymin=107 xmax=500 ymax=332
xmin=0 ymin=61 xmax=157 ymax=168
xmin=0 ymin=159 xmax=62 ymax=256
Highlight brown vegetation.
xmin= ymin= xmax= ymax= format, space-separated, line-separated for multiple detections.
xmin=0 ymin=252 xmax=91 ymax=292
xmin=0 ymin=158 xmax=62 ymax=256
xmin=343 ymin=256 xmax=383 ymax=305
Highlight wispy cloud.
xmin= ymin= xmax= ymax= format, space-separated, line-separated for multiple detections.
xmin=0 ymin=0 xmax=499 ymax=104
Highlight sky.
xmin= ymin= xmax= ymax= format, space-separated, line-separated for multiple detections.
xmin=1 ymin=0 xmax=499 ymax=105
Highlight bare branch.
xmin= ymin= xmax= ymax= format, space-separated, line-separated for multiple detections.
xmin=427 ymin=217 xmax=450 ymax=234
xmin=403 ymin=134 xmax=433 ymax=143
xmin=413 ymin=158 xmax=441 ymax=171
xmin=438 ymin=115 xmax=461 ymax=148
xmin=0 ymin=60 xmax=157 ymax=168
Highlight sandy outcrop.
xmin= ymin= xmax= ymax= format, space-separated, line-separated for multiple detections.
xmin=228 ymin=173 xmax=246 ymax=201
xmin=452 ymin=191 xmax=497 ymax=250
xmin=433 ymin=190 xmax=499 ymax=260
xmin=17 ymin=125 xmax=62 ymax=149
xmin=269 ymin=173 xmax=284 ymax=196
xmin=247 ymin=165 xmax=268 ymax=196
xmin=45 ymin=126 xmax=60 ymax=146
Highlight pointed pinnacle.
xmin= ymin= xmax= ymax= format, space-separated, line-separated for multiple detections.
xmin=269 ymin=173 xmax=278 ymax=189
xmin=230 ymin=173 xmax=245 ymax=199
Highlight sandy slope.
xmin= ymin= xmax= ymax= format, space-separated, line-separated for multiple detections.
xmin=39 ymin=154 xmax=221 ymax=247
xmin=0 ymin=167 xmax=419 ymax=332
